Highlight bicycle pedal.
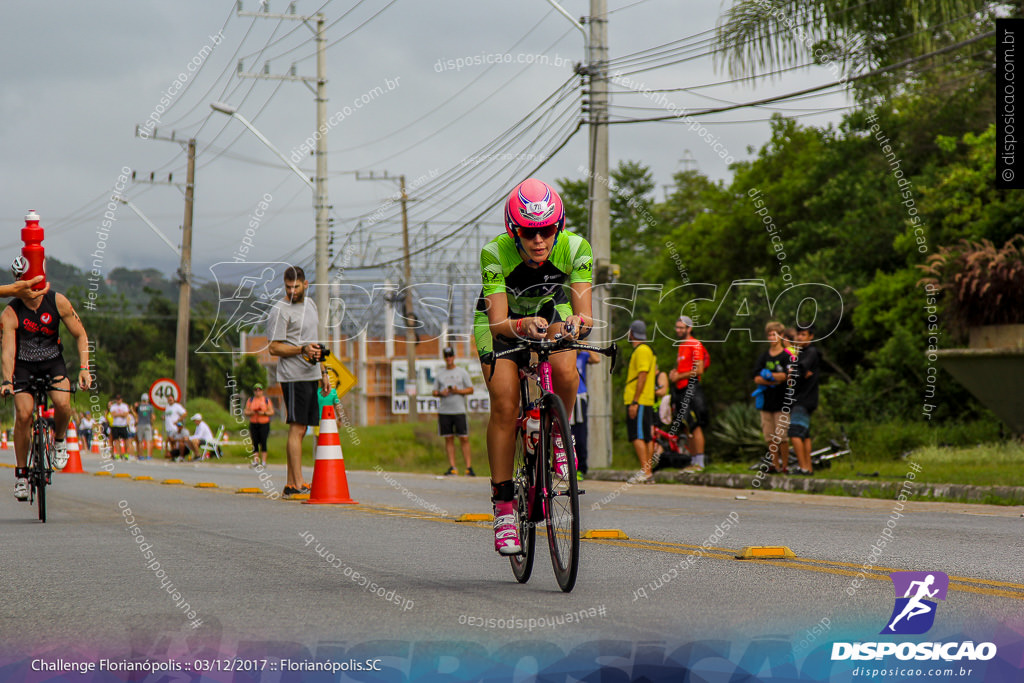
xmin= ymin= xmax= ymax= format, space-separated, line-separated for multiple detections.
xmin=578 ymin=489 xmax=585 ymax=495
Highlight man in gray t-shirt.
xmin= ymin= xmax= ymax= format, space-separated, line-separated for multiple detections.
xmin=432 ymin=347 xmax=475 ymax=476
xmin=266 ymin=266 xmax=328 ymax=496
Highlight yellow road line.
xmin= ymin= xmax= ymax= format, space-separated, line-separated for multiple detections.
xmin=98 ymin=475 xmax=1024 ymax=600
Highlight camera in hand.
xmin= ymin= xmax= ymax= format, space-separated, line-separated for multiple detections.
xmin=302 ymin=343 xmax=331 ymax=365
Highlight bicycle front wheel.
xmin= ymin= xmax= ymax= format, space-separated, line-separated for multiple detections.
xmin=542 ymin=393 xmax=579 ymax=592
xmin=510 ymin=422 xmax=536 ymax=583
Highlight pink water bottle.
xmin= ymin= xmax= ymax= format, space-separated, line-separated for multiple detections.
xmin=21 ymin=210 xmax=46 ymax=290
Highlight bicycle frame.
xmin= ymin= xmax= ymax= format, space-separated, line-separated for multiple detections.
xmin=516 ymin=358 xmax=556 ymax=524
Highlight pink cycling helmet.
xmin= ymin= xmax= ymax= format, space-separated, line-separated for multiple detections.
xmin=504 ymin=178 xmax=565 ymax=242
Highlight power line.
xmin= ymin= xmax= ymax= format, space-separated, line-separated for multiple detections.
xmin=606 ymin=32 xmax=995 ymax=124
xmin=329 ymin=7 xmax=558 ymax=154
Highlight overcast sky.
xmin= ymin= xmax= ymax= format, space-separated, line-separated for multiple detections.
xmin=0 ymin=0 xmax=853 ymax=286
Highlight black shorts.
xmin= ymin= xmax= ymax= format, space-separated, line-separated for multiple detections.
xmin=111 ymin=426 xmax=130 ymax=440
xmin=281 ymin=380 xmax=320 ymax=426
xmin=438 ymin=413 xmax=468 ymax=437
xmin=249 ymin=422 xmax=270 ymax=452
xmin=13 ymin=356 xmax=67 ymax=390
xmin=672 ymin=382 xmax=709 ymax=431
xmin=788 ymin=405 xmax=813 ymax=439
xmin=626 ymin=404 xmax=654 ymax=443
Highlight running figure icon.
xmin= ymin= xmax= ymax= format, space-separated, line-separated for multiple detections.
xmin=888 ymin=574 xmax=939 ymax=631
xmin=882 ymin=571 xmax=949 ymax=635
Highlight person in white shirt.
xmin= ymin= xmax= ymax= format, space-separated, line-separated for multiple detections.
xmin=78 ymin=414 xmax=94 ymax=450
xmin=190 ymin=413 xmax=219 ymax=459
xmin=164 ymin=400 xmax=187 ymax=435
xmin=109 ymin=395 xmax=131 ymax=459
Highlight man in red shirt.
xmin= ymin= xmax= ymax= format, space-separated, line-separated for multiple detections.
xmin=668 ymin=316 xmax=710 ymax=470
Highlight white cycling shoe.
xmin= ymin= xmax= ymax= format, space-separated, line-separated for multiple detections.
xmin=52 ymin=439 xmax=69 ymax=470
xmin=14 ymin=478 xmax=28 ymax=501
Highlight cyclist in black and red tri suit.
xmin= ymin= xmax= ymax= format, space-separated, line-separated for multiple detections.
xmin=0 ymin=259 xmax=91 ymax=501
xmin=475 ymin=178 xmax=593 ymax=555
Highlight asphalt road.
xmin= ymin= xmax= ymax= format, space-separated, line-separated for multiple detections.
xmin=2 ymin=451 xmax=1022 ymax=682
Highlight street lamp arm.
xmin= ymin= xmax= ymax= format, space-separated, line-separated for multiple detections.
xmin=118 ymin=198 xmax=181 ymax=257
xmin=209 ymin=102 xmax=315 ymax=191
xmin=542 ymin=0 xmax=588 ymax=54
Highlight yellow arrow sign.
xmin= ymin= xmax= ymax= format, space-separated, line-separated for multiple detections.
xmin=323 ymin=355 xmax=357 ymax=398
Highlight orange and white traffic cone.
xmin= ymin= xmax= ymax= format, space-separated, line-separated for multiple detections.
xmin=1 ymin=430 xmax=8 ymax=450
xmin=154 ymin=431 xmax=163 ymax=450
xmin=60 ymin=420 xmax=86 ymax=474
xmin=91 ymin=434 xmax=100 ymax=454
xmin=303 ymin=404 xmax=357 ymax=505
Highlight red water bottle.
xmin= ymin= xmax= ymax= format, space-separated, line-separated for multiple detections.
xmin=21 ymin=210 xmax=46 ymax=290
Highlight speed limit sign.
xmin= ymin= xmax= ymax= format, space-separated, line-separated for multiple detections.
xmin=149 ymin=378 xmax=182 ymax=411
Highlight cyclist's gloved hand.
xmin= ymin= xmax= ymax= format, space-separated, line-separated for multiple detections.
xmin=0 ymin=380 xmax=12 ymax=397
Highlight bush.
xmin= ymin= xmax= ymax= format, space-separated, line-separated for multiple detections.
xmin=708 ymin=402 xmax=763 ymax=461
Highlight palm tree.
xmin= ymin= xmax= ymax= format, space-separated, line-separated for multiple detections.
xmin=715 ymin=0 xmax=997 ymax=98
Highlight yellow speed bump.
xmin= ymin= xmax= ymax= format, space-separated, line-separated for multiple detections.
xmin=162 ymin=479 xmax=184 ymax=485
xmin=457 ymin=513 xmax=493 ymax=523
xmin=94 ymin=471 xmax=111 ymax=476
xmin=289 ymin=493 xmax=310 ymax=500
xmin=736 ymin=545 xmax=796 ymax=560
xmin=113 ymin=473 xmax=132 ymax=478
xmin=584 ymin=529 xmax=629 ymax=539
xmin=195 ymin=482 xmax=218 ymax=488
xmin=236 ymin=487 xmax=262 ymax=494
xmin=134 ymin=476 xmax=154 ymax=481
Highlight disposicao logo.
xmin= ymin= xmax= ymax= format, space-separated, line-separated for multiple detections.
xmin=831 ymin=570 xmax=997 ymax=663
xmin=882 ymin=571 xmax=948 ymax=635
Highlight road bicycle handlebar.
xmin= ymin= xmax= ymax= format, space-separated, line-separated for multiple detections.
xmin=488 ymin=326 xmax=618 ymax=381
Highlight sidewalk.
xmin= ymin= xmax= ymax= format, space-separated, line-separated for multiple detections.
xmin=587 ymin=468 xmax=1024 ymax=505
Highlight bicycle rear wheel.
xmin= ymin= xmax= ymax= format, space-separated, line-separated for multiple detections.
xmin=510 ymin=422 xmax=536 ymax=583
xmin=542 ymin=393 xmax=579 ymax=592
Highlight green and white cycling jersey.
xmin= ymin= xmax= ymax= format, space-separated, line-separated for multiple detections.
xmin=474 ymin=231 xmax=593 ymax=356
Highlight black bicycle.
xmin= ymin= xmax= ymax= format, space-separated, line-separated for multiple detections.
xmin=13 ymin=375 xmax=72 ymax=523
xmin=492 ymin=332 xmax=617 ymax=592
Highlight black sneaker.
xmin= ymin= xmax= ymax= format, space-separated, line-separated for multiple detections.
xmin=465 ymin=467 xmax=476 ymax=477
xmin=282 ymin=486 xmax=300 ymax=496
xmin=443 ymin=467 xmax=457 ymax=476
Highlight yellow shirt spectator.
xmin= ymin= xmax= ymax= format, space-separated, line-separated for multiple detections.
xmin=624 ymin=342 xmax=656 ymax=406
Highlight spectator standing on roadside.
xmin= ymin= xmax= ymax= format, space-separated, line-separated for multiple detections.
xmin=109 ymin=394 xmax=131 ymax=460
xmin=789 ymin=325 xmax=821 ymax=475
xmin=570 ymin=348 xmax=600 ymax=480
xmin=266 ymin=265 xmax=329 ymax=496
xmin=668 ymin=315 xmax=711 ymax=471
xmin=164 ymin=398 xmax=187 ymax=437
xmin=78 ymin=413 xmax=94 ymax=450
xmin=244 ymin=382 xmax=274 ymax=468
xmin=136 ymin=394 xmax=155 ymax=460
xmin=624 ymin=320 xmax=656 ymax=483
xmin=433 ymin=346 xmax=475 ymax=477
xmin=752 ymin=321 xmax=795 ymax=474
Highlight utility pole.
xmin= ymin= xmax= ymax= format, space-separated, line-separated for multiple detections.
xmin=177 ymin=139 xmax=195 ymax=400
xmin=132 ymin=130 xmax=195 ymax=401
xmin=399 ymin=175 xmax=418 ymax=421
xmin=238 ymin=5 xmax=330 ymax=341
xmin=356 ymin=171 xmax=418 ymax=421
xmin=586 ymin=0 xmax=614 ymax=468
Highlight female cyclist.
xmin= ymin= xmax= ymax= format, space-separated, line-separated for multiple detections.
xmin=475 ymin=178 xmax=593 ymax=555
